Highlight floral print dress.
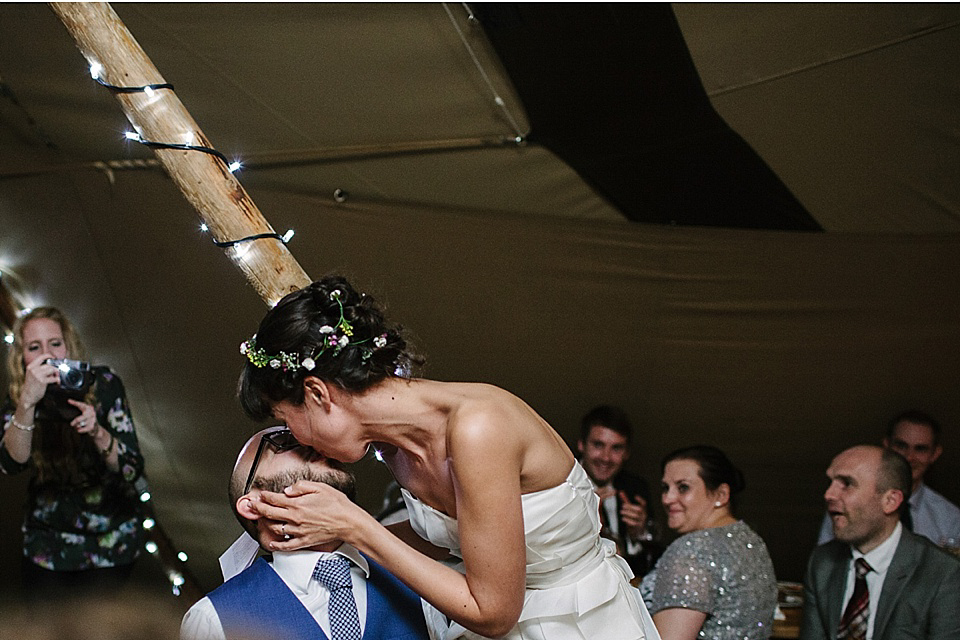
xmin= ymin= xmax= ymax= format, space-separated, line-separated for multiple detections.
xmin=1 ymin=368 xmax=146 ymax=571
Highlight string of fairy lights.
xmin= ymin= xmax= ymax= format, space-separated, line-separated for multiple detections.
xmin=90 ymin=62 xmax=296 ymax=261
xmin=2 ymin=4 xmax=524 ymax=595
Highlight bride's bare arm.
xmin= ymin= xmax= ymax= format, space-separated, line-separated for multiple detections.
xmin=384 ymin=519 xmax=452 ymax=561
xmin=252 ymin=413 xmax=527 ymax=638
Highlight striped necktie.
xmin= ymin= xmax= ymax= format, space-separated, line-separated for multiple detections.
xmin=313 ymin=556 xmax=362 ymax=640
xmin=837 ymin=557 xmax=872 ymax=640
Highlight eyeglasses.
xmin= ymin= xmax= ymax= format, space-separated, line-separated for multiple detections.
xmin=243 ymin=428 xmax=303 ymax=494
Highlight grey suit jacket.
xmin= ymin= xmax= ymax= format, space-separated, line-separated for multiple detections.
xmin=799 ymin=529 xmax=960 ymax=640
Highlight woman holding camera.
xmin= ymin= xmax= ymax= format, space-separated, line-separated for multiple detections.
xmin=1 ymin=307 xmax=146 ymax=599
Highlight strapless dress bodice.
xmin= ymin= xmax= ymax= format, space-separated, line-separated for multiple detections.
xmin=401 ymin=461 xmax=649 ymax=639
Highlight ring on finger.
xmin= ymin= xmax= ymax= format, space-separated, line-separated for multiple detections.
xmin=78 ymin=419 xmax=86 ymax=427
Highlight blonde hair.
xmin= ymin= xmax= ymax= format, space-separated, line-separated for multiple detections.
xmin=6 ymin=306 xmax=86 ymax=404
xmin=5 ymin=306 xmax=95 ymax=483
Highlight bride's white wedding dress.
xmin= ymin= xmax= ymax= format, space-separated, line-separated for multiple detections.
xmin=402 ymin=461 xmax=653 ymax=640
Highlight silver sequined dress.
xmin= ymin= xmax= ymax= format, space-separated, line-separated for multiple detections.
xmin=640 ymin=520 xmax=776 ymax=640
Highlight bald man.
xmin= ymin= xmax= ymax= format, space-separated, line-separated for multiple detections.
xmin=180 ymin=426 xmax=438 ymax=640
xmin=800 ymin=445 xmax=960 ymax=640
xmin=818 ymin=410 xmax=960 ymax=546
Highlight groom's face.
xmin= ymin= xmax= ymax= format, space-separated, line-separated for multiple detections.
xmin=249 ymin=443 xmax=355 ymax=500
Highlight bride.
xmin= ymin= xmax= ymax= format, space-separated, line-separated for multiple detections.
xmin=238 ymin=275 xmax=652 ymax=639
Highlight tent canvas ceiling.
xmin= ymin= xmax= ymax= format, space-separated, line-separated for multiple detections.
xmin=1 ymin=2 xmax=959 ymax=611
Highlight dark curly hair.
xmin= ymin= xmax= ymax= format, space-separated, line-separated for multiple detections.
xmin=237 ymin=276 xmax=422 ymax=420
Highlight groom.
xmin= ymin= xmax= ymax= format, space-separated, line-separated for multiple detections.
xmin=181 ymin=426 xmax=438 ymax=640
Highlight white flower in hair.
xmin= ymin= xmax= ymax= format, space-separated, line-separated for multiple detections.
xmin=373 ymin=335 xmax=387 ymax=348
xmin=330 ymin=289 xmax=342 ymax=300
xmin=319 ymin=325 xmax=334 ymax=334
xmin=240 ymin=341 xmax=248 ymax=355
xmin=337 ymin=335 xmax=349 ymax=348
xmin=269 ymin=359 xmax=281 ymax=369
xmin=302 ymin=357 xmax=316 ymax=371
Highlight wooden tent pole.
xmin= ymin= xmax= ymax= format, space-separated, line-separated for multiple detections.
xmin=49 ymin=2 xmax=311 ymax=306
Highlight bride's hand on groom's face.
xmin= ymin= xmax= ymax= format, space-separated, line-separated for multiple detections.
xmin=254 ymin=481 xmax=366 ymax=551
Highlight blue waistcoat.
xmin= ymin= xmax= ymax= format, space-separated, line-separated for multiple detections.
xmin=207 ymin=556 xmax=430 ymax=640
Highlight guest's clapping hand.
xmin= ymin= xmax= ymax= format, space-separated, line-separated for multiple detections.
xmin=619 ymin=490 xmax=649 ymax=540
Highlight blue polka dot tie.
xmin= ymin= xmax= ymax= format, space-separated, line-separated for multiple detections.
xmin=313 ymin=556 xmax=362 ymax=640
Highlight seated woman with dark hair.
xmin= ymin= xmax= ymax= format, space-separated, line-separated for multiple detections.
xmin=641 ymin=445 xmax=777 ymax=640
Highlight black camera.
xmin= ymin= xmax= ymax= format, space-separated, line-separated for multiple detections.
xmin=34 ymin=359 xmax=96 ymax=423
xmin=45 ymin=358 xmax=94 ymax=391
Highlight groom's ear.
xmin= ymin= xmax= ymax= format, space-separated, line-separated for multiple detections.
xmin=236 ymin=494 xmax=261 ymax=522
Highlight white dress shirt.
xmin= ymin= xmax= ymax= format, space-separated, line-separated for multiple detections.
xmin=181 ymin=543 xmax=442 ymax=640
xmin=909 ymin=483 xmax=960 ymax=544
xmin=592 ymin=479 xmax=645 ymax=556
xmin=840 ymin=522 xmax=903 ymax=640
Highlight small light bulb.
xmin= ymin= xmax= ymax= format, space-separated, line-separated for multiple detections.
xmin=228 ymin=161 xmax=242 ymax=173
xmin=172 ymin=573 xmax=185 ymax=586
xmin=139 ymin=491 xmax=151 ymax=502
xmin=281 ymin=229 xmax=295 ymax=243
xmin=90 ymin=62 xmax=102 ymax=79
xmin=125 ymin=131 xmax=140 ymax=141
xmin=143 ymin=518 xmax=156 ymax=530
xmin=178 ymin=551 xmax=189 ymax=562
xmin=145 ymin=541 xmax=159 ymax=554
xmin=373 ymin=448 xmax=384 ymax=463
xmin=199 ymin=223 xmax=209 ymax=232
xmin=234 ymin=243 xmax=252 ymax=261
xmin=3 ymin=334 xmax=13 ymax=345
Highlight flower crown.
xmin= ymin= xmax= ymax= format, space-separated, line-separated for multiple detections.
xmin=240 ymin=289 xmax=388 ymax=372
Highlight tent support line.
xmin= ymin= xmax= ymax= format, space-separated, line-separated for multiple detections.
xmin=49 ymin=2 xmax=311 ymax=306
xmin=0 ymin=135 xmax=521 ymax=180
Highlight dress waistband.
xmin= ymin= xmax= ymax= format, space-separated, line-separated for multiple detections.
xmin=525 ymin=536 xmax=634 ymax=590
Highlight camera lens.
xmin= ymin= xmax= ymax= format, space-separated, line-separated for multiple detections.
xmin=61 ymin=367 xmax=84 ymax=390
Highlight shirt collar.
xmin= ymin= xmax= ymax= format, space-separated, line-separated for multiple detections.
xmin=272 ymin=542 xmax=370 ymax=594
xmin=592 ymin=479 xmax=614 ymax=491
xmin=853 ymin=521 xmax=902 ymax=574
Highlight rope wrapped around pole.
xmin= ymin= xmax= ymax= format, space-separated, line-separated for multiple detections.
xmin=49 ymin=2 xmax=311 ymax=306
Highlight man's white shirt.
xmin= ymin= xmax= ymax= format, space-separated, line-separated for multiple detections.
xmin=592 ymin=479 xmax=644 ymax=555
xmin=180 ymin=544 xmax=442 ymax=640
xmin=841 ymin=522 xmax=902 ymax=640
